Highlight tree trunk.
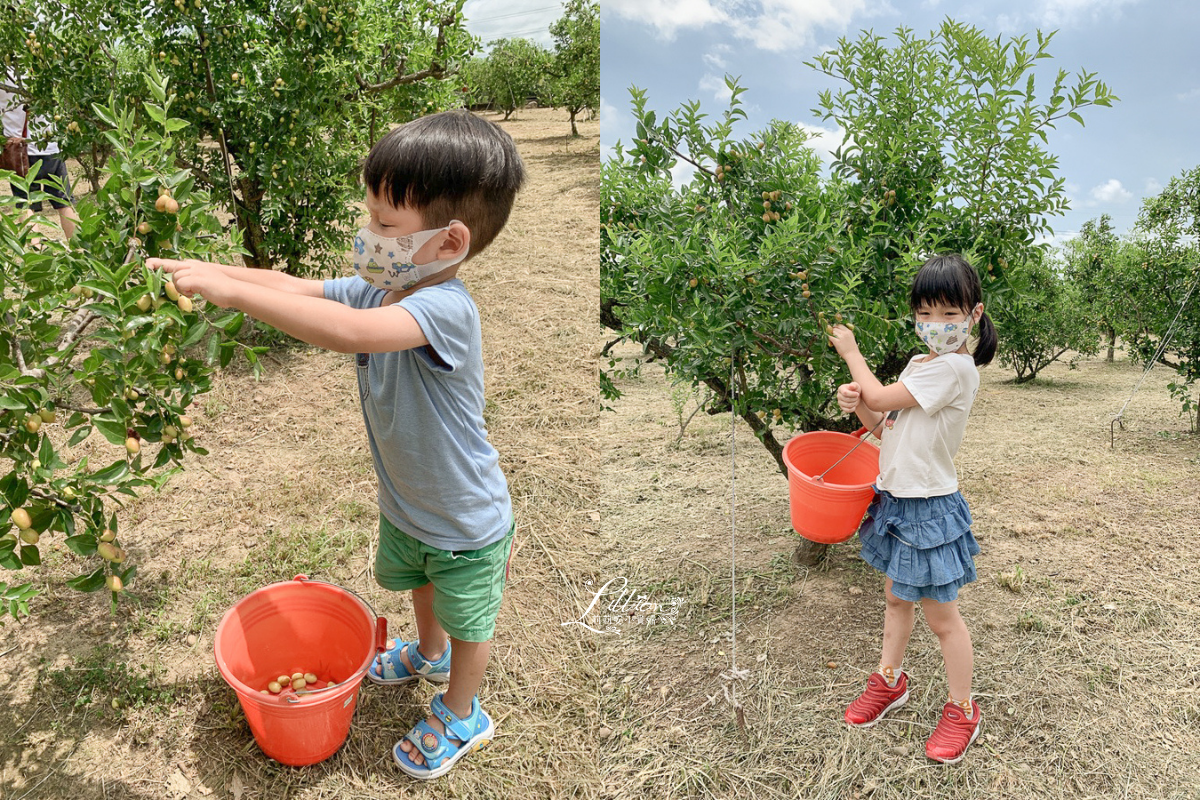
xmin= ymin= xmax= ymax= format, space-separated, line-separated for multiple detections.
xmin=1106 ymin=327 xmax=1116 ymax=362
xmin=569 ymin=108 xmax=579 ymax=137
xmin=602 ymin=299 xmax=828 ymax=566
xmin=793 ymin=539 xmax=829 ymax=567
xmin=236 ymin=178 xmax=271 ymax=269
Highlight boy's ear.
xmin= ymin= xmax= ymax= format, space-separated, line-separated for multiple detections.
xmin=439 ymin=220 xmax=470 ymax=259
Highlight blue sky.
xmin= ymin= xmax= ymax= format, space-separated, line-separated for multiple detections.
xmin=601 ymin=0 xmax=1200 ymax=244
xmin=463 ymin=0 xmax=563 ymax=52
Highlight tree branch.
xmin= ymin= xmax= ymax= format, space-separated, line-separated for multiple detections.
xmin=173 ymin=155 xmax=220 ymax=192
xmin=602 ymin=299 xmax=786 ymax=473
xmin=349 ymin=12 xmax=453 ymax=99
xmin=57 ymin=402 xmax=109 ymax=416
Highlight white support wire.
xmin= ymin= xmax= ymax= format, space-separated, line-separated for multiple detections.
xmin=1110 ymin=265 xmax=1200 ymax=446
xmin=718 ymin=348 xmax=750 ymax=726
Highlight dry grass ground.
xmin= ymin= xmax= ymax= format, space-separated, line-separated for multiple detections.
xmin=594 ymin=342 xmax=1200 ymax=799
xmin=0 ymin=107 xmax=605 ymax=799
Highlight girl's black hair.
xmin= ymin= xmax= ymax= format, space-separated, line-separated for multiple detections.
xmin=909 ymin=254 xmax=997 ymax=366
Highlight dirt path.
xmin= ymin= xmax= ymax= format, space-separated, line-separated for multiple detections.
xmin=0 ymin=108 xmax=604 ymax=800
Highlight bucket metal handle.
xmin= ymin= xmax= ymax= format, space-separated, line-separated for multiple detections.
xmin=812 ymin=418 xmax=884 ymax=484
xmin=290 ymin=575 xmax=387 ymax=651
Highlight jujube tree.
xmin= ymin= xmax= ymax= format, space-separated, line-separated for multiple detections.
xmin=603 ymin=21 xmax=1116 ymax=561
xmin=0 ymin=73 xmax=258 ymax=620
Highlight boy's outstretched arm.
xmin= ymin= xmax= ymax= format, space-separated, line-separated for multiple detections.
xmin=146 ymin=257 xmax=326 ymax=297
xmin=153 ymin=259 xmax=428 ymax=354
xmin=827 ymin=325 xmax=919 ymax=413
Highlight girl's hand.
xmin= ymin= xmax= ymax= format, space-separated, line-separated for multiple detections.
xmin=827 ymin=324 xmax=860 ymax=359
xmin=837 ymin=382 xmax=861 ymax=414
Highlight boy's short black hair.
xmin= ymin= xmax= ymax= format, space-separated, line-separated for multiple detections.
xmin=362 ymin=110 xmax=526 ymax=258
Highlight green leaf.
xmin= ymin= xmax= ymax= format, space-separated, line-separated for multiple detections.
xmin=19 ymin=545 xmax=40 ymax=566
xmin=90 ymin=460 xmax=130 ymax=485
xmin=92 ymin=416 xmax=128 ymax=446
xmin=222 ymin=312 xmax=246 ymax=336
xmin=68 ymin=426 xmax=93 ymax=447
xmin=181 ymin=320 xmax=208 ymax=348
xmin=65 ymin=535 xmax=97 ymax=556
xmin=67 ymin=566 xmax=107 ymax=592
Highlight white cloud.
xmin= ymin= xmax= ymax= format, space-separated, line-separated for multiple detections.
xmin=599 ymin=95 xmax=631 ymax=151
xmin=599 ymin=96 xmax=619 ymax=124
xmin=703 ymin=45 xmax=731 ymax=70
xmin=1035 ymin=230 xmax=1078 ymax=249
xmin=1176 ymin=87 xmax=1200 ymax=102
xmin=603 ymin=0 xmax=728 ymax=40
xmin=1031 ymin=0 xmax=1140 ymax=27
xmin=796 ymin=122 xmax=844 ymax=164
xmin=670 ymin=160 xmax=697 ymax=189
xmin=730 ymin=0 xmax=869 ymax=52
xmin=1089 ymin=178 xmax=1133 ymax=205
xmin=1143 ymin=177 xmax=1162 ymax=195
xmin=698 ymin=74 xmax=734 ymax=103
xmin=606 ymin=0 xmax=866 ymax=52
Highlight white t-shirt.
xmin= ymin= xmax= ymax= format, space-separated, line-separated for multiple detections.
xmin=876 ymin=353 xmax=979 ymax=498
xmin=1 ymin=71 xmax=58 ymax=156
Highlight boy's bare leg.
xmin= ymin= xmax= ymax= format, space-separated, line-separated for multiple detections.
xmin=405 ymin=582 xmax=448 ymax=662
xmin=397 ymin=636 xmax=491 ymax=766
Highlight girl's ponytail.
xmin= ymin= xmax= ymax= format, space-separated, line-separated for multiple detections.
xmin=973 ymin=310 xmax=996 ymax=367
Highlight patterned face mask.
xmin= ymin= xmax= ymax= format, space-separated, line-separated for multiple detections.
xmin=914 ymin=317 xmax=973 ymax=355
xmin=351 ymin=221 xmax=467 ymax=290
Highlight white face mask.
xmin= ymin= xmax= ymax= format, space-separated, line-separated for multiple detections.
xmin=351 ymin=222 xmax=467 ymax=291
xmin=914 ymin=317 xmax=973 ymax=355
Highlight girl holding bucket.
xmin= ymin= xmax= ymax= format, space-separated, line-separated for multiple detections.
xmin=826 ymin=254 xmax=996 ymax=764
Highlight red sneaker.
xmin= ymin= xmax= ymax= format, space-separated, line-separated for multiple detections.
xmin=844 ymin=671 xmax=909 ymax=728
xmin=925 ymin=700 xmax=981 ymax=764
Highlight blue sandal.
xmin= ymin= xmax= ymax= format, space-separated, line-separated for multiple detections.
xmin=393 ymin=693 xmax=494 ymax=780
xmin=367 ymin=638 xmax=451 ymax=685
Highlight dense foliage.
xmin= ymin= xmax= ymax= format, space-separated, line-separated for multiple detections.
xmin=3 ymin=0 xmax=474 ymax=274
xmin=1 ymin=73 xmax=258 ymax=619
xmin=603 ymin=21 xmax=1116 ymax=474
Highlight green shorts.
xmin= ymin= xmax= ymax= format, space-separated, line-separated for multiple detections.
xmin=374 ymin=515 xmax=515 ymax=642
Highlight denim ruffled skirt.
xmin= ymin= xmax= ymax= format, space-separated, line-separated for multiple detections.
xmin=858 ymin=488 xmax=980 ymax=604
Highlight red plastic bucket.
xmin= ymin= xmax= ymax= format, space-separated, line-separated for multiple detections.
xmin=782 ymin=427 xmax=880 ymax=544
xmin=213 ymin=575 xmax=387 ymax=766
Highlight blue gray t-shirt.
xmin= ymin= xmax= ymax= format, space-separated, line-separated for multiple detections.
xmin=324 ymin=276 xmax=512 ymax=551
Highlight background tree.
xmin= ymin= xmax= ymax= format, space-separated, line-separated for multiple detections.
xmin=992 ymin=250 xmax=1099 ymax=382
xmin=1063 ymin=214 xmax=1121 ymax=361
xmin=603 ymin=22 xmax=1115 ymax=563
xmin=467 ymin=37 xmax=551 ymax=120
xmin=548 ymin=0 xmax=599 ymax=136
xmin=4 ymin=0 xmax=474 ymax=275
xmin=1125 ymin=172 xmax=1200 ymax=430
xmin=1 ymin=71 xmax=258 ymax=620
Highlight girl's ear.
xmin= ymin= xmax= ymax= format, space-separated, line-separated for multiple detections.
xmin=972 ymin=302 xmax=984 ymax=324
